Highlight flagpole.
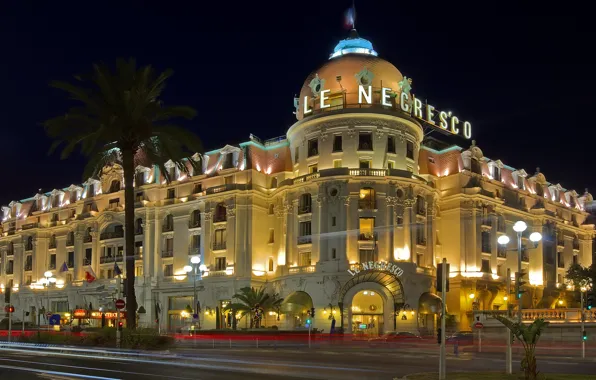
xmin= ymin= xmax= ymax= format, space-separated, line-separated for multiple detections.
xmin=116 ymin=272 xmax=121 ymax=348
xmin=352 ymin=0 xmax=356 ymax=30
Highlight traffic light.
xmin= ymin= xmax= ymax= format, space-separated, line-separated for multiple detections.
xmin=118 ymin=321 xmax=123 ymax=331
xmin=515 ymin=270 xmax=528 ymax=300
xmin=587 ymin=292 xmax=594 ymax=310
xmin=583 ymin=330 xmax=587 ymax=341
xmin=310 ymin=307 xmax=315 ymax=319
xmin=437 ymin=327 xmax=442 ymax=344
xmin=8 ymin=306 xmax=14 ymax=313
xmin=437 ymin=263 xmax=450 ymax=292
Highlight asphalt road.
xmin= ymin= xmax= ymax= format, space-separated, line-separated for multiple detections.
xmin=1 ymin=344 xmax=596 ymax=380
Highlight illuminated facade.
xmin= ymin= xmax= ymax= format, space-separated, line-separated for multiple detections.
xmin=1 ymin=30 xmax=594 ymax=333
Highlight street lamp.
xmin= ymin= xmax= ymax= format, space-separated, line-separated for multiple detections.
xmin=184 ymin=256 xmax=204 ymax=329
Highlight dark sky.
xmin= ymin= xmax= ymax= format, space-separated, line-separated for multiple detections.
xmin=1 ymin=0 xmax=594 ymax=205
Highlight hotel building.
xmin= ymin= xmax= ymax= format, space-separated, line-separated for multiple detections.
xmin=1 ymin=30 xmax=594 ymax=333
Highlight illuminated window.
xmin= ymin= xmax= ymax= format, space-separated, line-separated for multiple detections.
xmin=359 ymin=217 xmax=375 ymax=240
xmin=359 ymin=160 xmax=371 ymax=169
xmin=308 ymin=164 xmax=318 ymax=174
xmin=388 ymin=161 xmax=395 ymax=169
xmin=167 ymin=188 xmax=175 ymax=199
xmin=299 ymin=252 xmax=311 ymax=267
xmin=482 ymin=231 xmax=491 ymax=253
xmin=215 ymin=257 xmax=227 ymax=271
xmin=135 ymin=266 xmax=143 ymax=277
xmin=359 ymin=249 xmax=376 ymax=263
xmin=359 ymin=188 xmax=376 ymax=209
xmin=299 ymin=194 xmax=312 ymax=214
xmin=332 ymin=216 xmax=336 ymax=226
xmin=333 ymin=159 xmax=342 ymax=168
xmin=268 ymin=258 xmax=274 ymax=272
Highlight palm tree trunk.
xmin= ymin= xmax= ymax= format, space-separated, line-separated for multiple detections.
xmin=123 ymin=148 xmax=137 ymax=329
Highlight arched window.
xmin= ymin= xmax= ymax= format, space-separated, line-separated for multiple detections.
xmin=135 ymin=218 xmax=143 ymax=235
xmin=416 ymin=195 xmax=426 ymax=215
xmin=214 ymin=203 xmax=227 ymax=223
xmin=26 ymin=236 xmax=33 ymax=251
xmin=298 ymin=194 xmax=312 ymax=214
xmin=268 ymin=258 xmax=274 ymax=272
xmin=67 ymin=231 xmax=75 ymax=246
xmin=359 ymin=188 xmax=376 ymax=210
xmin=109 ymin=180 xmax=121 ymax=193
xmin=163 ymin=214 xmax=174 ymax=231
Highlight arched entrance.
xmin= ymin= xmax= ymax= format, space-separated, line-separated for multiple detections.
xmin=280 ymin=291 xmax=313 ymax=329
xmin=338 ymin=270 xmax=405 ymax=335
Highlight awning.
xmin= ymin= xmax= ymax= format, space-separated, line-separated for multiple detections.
xmin=280 ymin=291 xmax=313 ymax=314
xmin=418 ymin=292 xmax=444 ymax=314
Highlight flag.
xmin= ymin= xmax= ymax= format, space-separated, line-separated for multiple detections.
xmin=59 ymin=261 xmax=69 ymax=273
xmin=344 ymin=6 xmax=355 ymax=29
xmin=114 ymin=262 xmax=122 ymax=277
xmin=85 ymin=266 xmax=96 ymax=283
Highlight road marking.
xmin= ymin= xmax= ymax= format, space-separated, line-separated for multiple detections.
xmin=0 ymin=363 xmax=119 ymax=380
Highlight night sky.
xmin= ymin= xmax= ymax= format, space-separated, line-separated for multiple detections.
xmin=1 ymin=1 xmax=594 ymax=205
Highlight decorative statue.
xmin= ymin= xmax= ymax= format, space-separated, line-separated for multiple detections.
xmin=252 ymin=303 xmax=264 ymax=328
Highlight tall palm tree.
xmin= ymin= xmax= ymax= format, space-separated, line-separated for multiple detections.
xmin=226 ymin=286 xmax=283 ymax=328
xmin=45 ymin=58 xmax=202 ymax=329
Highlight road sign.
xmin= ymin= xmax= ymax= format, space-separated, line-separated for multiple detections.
xmin=49 ymin=314 xmax=61 ymax=326
xmin=115 ymin=299 xmax=126 ymax=310
xmin=474 ymin=322 xmax=484 ymax=329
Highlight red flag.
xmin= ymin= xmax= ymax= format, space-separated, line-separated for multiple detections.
xmin=85 ymin=266 xmax=96 ymax=283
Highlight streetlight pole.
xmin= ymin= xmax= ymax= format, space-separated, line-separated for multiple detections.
xmin=516 ymin=229 xmax=523 ymax=325
xmin=185 ymin=256 xmax=202 ymax=330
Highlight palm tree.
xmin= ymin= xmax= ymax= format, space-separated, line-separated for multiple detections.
xmin=226 ymin=286 xmax=283 ymax=329
xmin=493 ymin=315 xmax=549 ymax=380
xmin=45 ymin=58 xmax=202 ymax=329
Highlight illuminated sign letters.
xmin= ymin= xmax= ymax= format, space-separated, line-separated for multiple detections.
xmin=348 ymin=261 xmax=404 ymax=277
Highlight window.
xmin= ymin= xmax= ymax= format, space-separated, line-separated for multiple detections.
xmin=406 ymin=141 xmax=414 ymax=159
xmin=268 ymin=229 xmax=274 ymax=244
xmin=26 ymin=236 xmax=33 ymax=251
xmin=299 ymin=252 xmax=311 ymax=267
xmin=308 ymin=139 xmax=319 ymax=157
xmin=417 ymin=253 xmax=424 ymax=267
xmin=482 ymin=231 xmax=491 ymax=253
xmin=25 ymin=275 xmax=32 ymax=286
xmin=49 ymin=253 xmax=56 ymax=269
xmin=359 ymin=188 xmax=376 ymax=209
xmin=358 ymin=132 xmax=373 ymax=151
xmin=117 ymin=246 xmax=124 ymax=257
xmin=85 ymin=248 xmax=92 ymax=265
xmin=387 ymin=136 xmax=396 ymax=154
xmin=492 ymin=166 xmax=501 ymax=181
xmin=299 ymin=221 xmax=312 ymax=237
xmin=168 ymin=166 xmax=177 ymax=181
xmin=190 ymin=209 xmax=201 ymax=228
xmin=416 ymin=223 xmax=426 ymax=245
xmin=416 ymin=195 xmax=426 ymax=215
xmin=223 ymin=153 xmax=234 ymax=169
xmin=214 ymin=229 xmax=226 ymax=250
xmin=268 ymin=258 xmax=274 ymax=272
xmin=167 ymin=188 xmax=175 ymax=199
xmin=51 ymin=213 xmax=59 ymax=222
xmin=481 ymin=259 xmax=490 ymax=273
xmin=359 ymin=249 xmax=376 ymax=263
xmin=25 ymin=255 xmax=32 ymax=271
xmin=299 ymin=194 xmax=312 ymax=214
xmin=68 ymin=251 xmax=74 ymax=268
xmin=268 ymin=204 xmax=274 ymax=214
xmin=332 ymin=216 xmax=336 ymax=227
xmin=396 ymin=215 xmax=404 ymax=226
xmin=70 ymin=191 xmax=78 ymax=204
xmin=135 ymin=218 xmax=143 ymax=234
xmin=557 ymin=273 xmax=563 ymax=284
xmin=163 ymin=264 xmax=174 ymax=277
xmin=164 ymin=214 xmax=174 ymax=231
xmin=67 ymin=231 xmax=74 ymax=246
xmin=294 ymin=147 xmax=299 ymax=163
xmin=135 ymin=172 xmax=145 ymax=187
xmin=333 ymin=135 xmax=342 ymax=152
xmin=573 ymin=254 xmax=578 ymax=265
xmin=109 ymin=180 xmax=121 ymax=193
xmin=497 ymin=264 xmax=504 ymax=277
xmin=331 ymin=248 xmax=337 ymax=259
xmin=517 ymin=175 xmax=525 ymax=190
xmin=333 ymin=159 xmax=342 ymax=168
xmin=109 ymin=198 xmax=120 ymax=210
xmin=87 ymin=183 xmax=95 ymax=198
xmin=214 ymin=203 xmax=227 ymax=222
xmin=52 ymin=301 xmax=69 ymax=313
xmin=557 ymin=252 xmax=564 ymax=268
xmin=359 ymin=160 xmax=371 ymax=169
xmin=193 ymin=183 xmax=202 ymax=194
xmin=308 ymin=164 xmax=318 ymax=174
xmin=215 ymin=257 xmax=227 ymax=271
xmin=388 ymin=161 xmax=395 ymax=170
xmin=359 ymin=218 xmax=375 ymax=240
xmin=135 ymin=266 xmax=143 ymax=277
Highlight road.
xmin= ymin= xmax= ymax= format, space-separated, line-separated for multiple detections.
xmin=1 ymin=344 xmax=596 ymax=380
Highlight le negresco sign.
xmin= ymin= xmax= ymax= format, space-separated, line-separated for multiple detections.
xmin=348 ymin=261 xmax=404 ymax=277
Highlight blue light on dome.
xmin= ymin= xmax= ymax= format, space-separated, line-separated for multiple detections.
xmin=330 ymin=36 xmax=378 ymax=59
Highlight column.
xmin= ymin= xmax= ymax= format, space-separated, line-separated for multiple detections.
xmin=143 ymin=211 xmax=154 ymax=280
xmin=90 ymin=231 xmax=99 ymax=277
xmin=153 ymin=209 xmax=162 ymax=277
xmin=344 ymin=195 xmax=356 ymax=264
xmin=74 ymin=232 xmax=84 ymax=280
xmin=426 ymin=198 xmax=436 ymax=268
xmin=202 ymin=208 xmax=212 ymax=269
xmin=225 ymin=201 xmax=237 ymax=276
xmin=403 ymin=198 xmax=415 ymax=263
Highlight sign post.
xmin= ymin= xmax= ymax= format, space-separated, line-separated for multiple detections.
xmin=439 ymin=258 xmax=447 ymax=380
xmin=581 ymin=290 xmax=586 ymax=359
xmin=505 ymin=268 xmax=512 ymax=374
xmin=116 ymin=276 xmax=124 ymax=349
xmin=474 ymin=320 xmax=484 ymax=352
xmin=7 ymin=305 xmax=12 ymax=343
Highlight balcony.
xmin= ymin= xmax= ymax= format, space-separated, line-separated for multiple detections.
xmin=189 ymin=220 xmax=201 ymax=229
xmin=213 ymin=214 xmax=227 ymax=223
xmin=558 ymin=260 xmax=565 ymax=269
xmin=358 ymin=200 xmax=375 ymax=210
xmin=133 ymin=252 xmax=143 ymax=261
xmin=100 ymin=230 xmax=124 ymax=240
xmin=557 ymin=237 xmax=565 ymax=248
xmin=162 ymin=224 xmax=174 ymax=233
xmin=48 ymin=263 xmax=56 ymax=270
xmin=161 ymin=250 xmax=174 ymax=258
xmin=115 ymin=255 xmax=124 ymax=262
xmin=67 ymin=261 xmax=74 ymax=268
xmin=22 ymin=222 xmax=39 ymax=230
xmin=66 ymin=239 xmax=74 ymax=247
xmin=497 ymin=247 xmax=507 ymax=258
xmin=349 ymin=168 xmax=386 ymax=177
xmin=100 ymin=256 xmax=115 ymax=264
xmin=49 ymin=242 xmax=57 ymax=249
xmin=84 ymin=258 xmax=92 ymax=266
xmin=297 ymin=236 xmax=312 ymax=245
xmin=289 ymin=265 xmax=316 ymax=274
xmin=358 ymin=232 xmax=377 ymax=241
xmin=298 ymin=205 xmax=312 ymax=215
xmin=212 ymin=242 xmax=226 ymax=251
xmin=6 ymin=268 xmax=13 ymax=275
xmin=481 ymin=216 xmax=492 ymax=227
xmin=497 ymin=222 xmax=506 ymax=233
xmin=25 ymin=244 xmax=33 ymax=251
xmin=135 ymin=228 xmax=143 ymax=235
xmin=206 ymin=183 xmax=250 ymax=195
xmin=83 ymin=235 xmax=93 ymax=243
xmin=24 ymin=263 xmax=32 ymax=271
xmin=6 ymin=250 xmax=13 ymax=256
xmin=189 ymin=247 xmax=200 ymax=256
xmin=416 ymin=236 xmax=427 ymax=246
xmin=573 ymin=240 xmax=580 ymax=251
xmin=417 ymin=206 xmax=426 ymax=216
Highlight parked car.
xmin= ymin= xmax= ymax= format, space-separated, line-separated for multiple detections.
xmin=368 ymin=331 xmax=422 ymax=346
xmin=446 ymin=331 xmax=474 ymax=345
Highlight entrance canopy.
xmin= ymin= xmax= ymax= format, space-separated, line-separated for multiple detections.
xmin=280 ymin=291 xmax=313 ymax=314
xmin=339 ymin=270 xmax=404 ymax=305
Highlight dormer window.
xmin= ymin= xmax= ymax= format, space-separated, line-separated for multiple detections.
xmin=52 ymin=195 xmax=60 ymax=208
xmin=491 ymin=165 xmax=501 ymax=181
xmin=135 ymin=171 xmax=145 ymax=186
xmin=87 ymin=184 xmax=95 ymax=198
xmin=517 ymin=176 xmax=525 ymax=190
xmin=109 ymin=180 xmax=121 ymax=193
xmin=223 ymin=153 xmax=234 ymax=169
xmin=168 ymin=166 xmax=177 ymax=181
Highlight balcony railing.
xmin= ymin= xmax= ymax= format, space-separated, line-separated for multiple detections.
xmin=358 ymin=232 xmax=377 ymax=241
xmin=161 ymin=250 xmax=174 ymax=258
xmin=48 ymin=263 xmax=56 ymax=270
xmin=416 ymin=236 xmax=427 ymax=246
xmin=133 ymin=253 xmax=143 ymax=261
xmin=24 ymin=263 xmax=32 ymax=271
xmin=298 ymin=205 xmax=312 ymax=214
xmin=289 ymin=265 xmax=316 ymax=274
xmin=417 ymin=206 xmax=426 ymax=216
xmin=189 ymin=247 xmax=200 ymax=256
xmin=349 ymin=168 xmax=386 ymax=177
xmin=100 ymin=256 xmax=115 ymax=264
xmin=6 ymin=268 xmax=13 ymax=275
xmin=22 ymin=222 xmax=39 ymax=230
xmin=481 ymin=217 xmax=492 ymax=227
xmin=189 ymin=220 xmax=201 ymax=229
xmin=49 ymin=242 xmax=57 ymax=249
xmin=83 ymin=235 xmax=92 ymax=243
xmin=25 ymin=244 xmax=33 ymax=251
xmin=212 ymin=242 xmax=226 ymax=251
xmin=297 ymin=236 xmax=312 ymax=245
xmin=497 ymin=222 xmax=506 ymax=233
xmin=358 ymin=200 xmax=375 ymax=210
xmin=100 ymin=231 xmax=124 ymax=240
xmin=476 ymin=309 xmax=596 ymax=324
xmin=66 ymin=239 xmax=74 ymax=247
xmin=6 ymin=250 xmax=13 ymax=256
xmin=84 ymin=258 xmax=92 ymax=266
xmin=68 ymin=261 xmax=74 ymax=268
xmin=162 ymin=224 xmax=174 ymax=233
xmin=573 ymin=240 xmax=580 ymax=251
xmin=213 ymin=214 xmax=227 ymax=223
xmin=557 ymin=238 xmax=565 ymax=247
xmin=497 ymin=247 xmax=507 ymax=258
xmin=135 ymin=228 xmax=143 ymax=235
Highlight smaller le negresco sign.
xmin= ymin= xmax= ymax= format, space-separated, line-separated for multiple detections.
xmin=348 ymin=261 xmax=404 ymax=277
